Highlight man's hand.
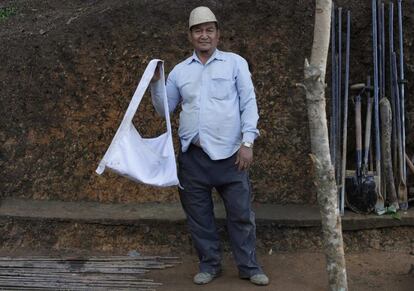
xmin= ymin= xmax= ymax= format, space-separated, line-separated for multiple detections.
xmin=151 ymin=62 xmax=162 ymax=83
xmin=235 ymin=145 xmax=253 ymax=171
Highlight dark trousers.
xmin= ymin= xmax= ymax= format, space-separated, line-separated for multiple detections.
xmin=178 ymin=145 xmax=262 ymax=277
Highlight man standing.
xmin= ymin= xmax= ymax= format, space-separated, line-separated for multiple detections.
xmin=150 ymin=6 xmax=268 ymax=286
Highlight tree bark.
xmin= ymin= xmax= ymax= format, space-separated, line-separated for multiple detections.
xmin=302 ymin=0 xmax=348 ymax=290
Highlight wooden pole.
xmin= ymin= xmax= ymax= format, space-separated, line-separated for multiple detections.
xmin=299 ymin=0 xmax=348 ymax=289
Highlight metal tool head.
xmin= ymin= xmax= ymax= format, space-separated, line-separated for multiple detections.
xmin=345 ymin=175 xmax=377 ymax=214
xmin=350 ymin=83 xmax=366 ymax=91
xmin=350 ymin=82 xmax=375 ymax=99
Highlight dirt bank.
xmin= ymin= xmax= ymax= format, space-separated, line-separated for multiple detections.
xmin=0 ymin=0 xmax=413 ymax=204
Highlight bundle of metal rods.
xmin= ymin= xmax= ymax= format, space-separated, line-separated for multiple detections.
xmin=330 ymin=0 xmax=408 ymax=215
xmin=330 ymin=4 xmax=351 ymax=215
xmin=0 ymin=255 xmax=180 ymax=290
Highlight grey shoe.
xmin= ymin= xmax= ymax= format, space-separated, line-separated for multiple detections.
xmin=193 ymin=272 xmax=216 ymax=285
xmin=249 ymin=273 xmax=269 ymax=286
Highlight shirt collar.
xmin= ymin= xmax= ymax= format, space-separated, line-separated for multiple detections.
xmin=186 ymin=49 xmax=225 ymax=65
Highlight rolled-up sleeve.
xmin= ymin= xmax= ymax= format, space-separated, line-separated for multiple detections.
xmin=236 ymin=58 xmax=260 ymax=143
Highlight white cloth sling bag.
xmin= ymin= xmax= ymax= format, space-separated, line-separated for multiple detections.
xmin=96 ymin=59 xmax=179 ymax=187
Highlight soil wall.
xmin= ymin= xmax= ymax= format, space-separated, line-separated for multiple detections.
xmin=1 ymin=0 xmax=413 ymax=203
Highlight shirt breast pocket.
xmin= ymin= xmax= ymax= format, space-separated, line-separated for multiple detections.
xmin=210 ymin=71 xmax=234 ymax=100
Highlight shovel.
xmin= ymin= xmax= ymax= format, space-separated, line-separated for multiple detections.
xmin=346 ymin=83 xmax=377 ymax=214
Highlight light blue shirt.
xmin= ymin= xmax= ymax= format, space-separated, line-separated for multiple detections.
xmin=151 ymin=49 xmax=259 ymax=160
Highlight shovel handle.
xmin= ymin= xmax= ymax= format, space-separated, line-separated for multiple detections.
xmin=363 ymin=77 xmax=372 ymax=171
xmin=355 ymin=94 xmax=362 ymax=177
xmin=405 ymin=153 xmax=414 ymax=176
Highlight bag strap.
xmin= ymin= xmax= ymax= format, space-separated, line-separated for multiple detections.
xmin=96 ymin=59 xmax=172 ymax=174
xmin=122 ymin=59 xmax=171 ymax=133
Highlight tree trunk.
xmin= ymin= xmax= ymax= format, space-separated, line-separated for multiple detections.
xmin=303 ymin=0 xmax=348 ymax=290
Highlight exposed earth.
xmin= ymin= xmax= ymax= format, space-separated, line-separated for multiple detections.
xmin=150 ymin=251 xmax=414 ymax=291
xmin=1 ymin=0 xmax=414 ymax=290
xmin=1 ymin=210 xmax=413 ymax=290
xmin=1 ymin=0 xmax=413 ymax=204
xmin=1 ymin=248 xmax=413 ymax=291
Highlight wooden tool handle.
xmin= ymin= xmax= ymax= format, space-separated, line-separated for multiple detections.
xmin=405 ymin=153 xmax=414 ymax=176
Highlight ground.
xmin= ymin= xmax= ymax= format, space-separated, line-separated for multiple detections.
xmin=151 ymin=251 xmax=414 ymax=291
xmin=1 ymin=201 xmax=413 ymax=290
xmin=1 ymin=248 xmax=413 ymax=290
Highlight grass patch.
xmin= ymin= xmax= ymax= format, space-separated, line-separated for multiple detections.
xmin=0 ymin=7 xmax=17 ymax=21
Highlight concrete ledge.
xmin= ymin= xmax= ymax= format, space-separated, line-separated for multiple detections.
xmin=0 ymin=198 xmax=413 ymax=230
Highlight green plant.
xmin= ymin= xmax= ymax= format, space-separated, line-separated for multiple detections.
xmin=0 ymin=7 xmax=17 ymax=21
xmin=391 ymin=212 xmax=401 ymax=220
